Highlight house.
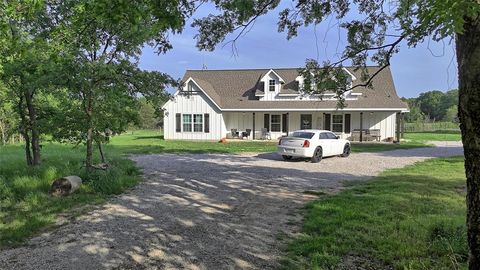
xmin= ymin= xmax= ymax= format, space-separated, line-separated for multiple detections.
xmin=162 ymin=67 xmax=409 ymax=141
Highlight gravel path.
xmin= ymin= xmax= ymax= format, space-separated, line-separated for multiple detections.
xmin=0 ymin=142 xmax=463 ymax=270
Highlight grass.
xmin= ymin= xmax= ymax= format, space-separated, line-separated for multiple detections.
xmin=404 ymin=130 xmax=462 ymax=142
xmin=109 ymin=130 xmax=432 ymax=154
xmin=107 ymin=130 xmax=279 ymax=154
xmin=0 ymin=144 xmax=140 ymax=247
xmin=284 ymin=157 xmax=467 ymax=270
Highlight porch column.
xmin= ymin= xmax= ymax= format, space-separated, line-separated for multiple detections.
xmin=400 ymin=112 xmax=405 ymax=139
xmin=396 ymin=112 xmax=401 ymax=143
xmin=359 ymin=112 xmax=363 ymax=142
xmin=252 ymin=112 xmax=255 ymax=140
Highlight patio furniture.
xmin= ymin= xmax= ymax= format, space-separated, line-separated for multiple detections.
xmin=231 ymin=129 xmax=240 ymax=139
xmin=242 ymin=129 xmax=252 ymax=139
xmin=261 ymin=128 xmax=271 ymax=140
xmin=369 ymin=129 xmax=381 ymax=141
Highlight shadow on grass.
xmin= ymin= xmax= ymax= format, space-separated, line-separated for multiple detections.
xmin=133 ymin=135 xmax=165 ymax=140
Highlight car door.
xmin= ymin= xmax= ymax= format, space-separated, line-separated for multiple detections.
xmin=319 ymin=132 xmax=332 ymax=156
xmin=327 ymin=132 xmax=343 ymax=155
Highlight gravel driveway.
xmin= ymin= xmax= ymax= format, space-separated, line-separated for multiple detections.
xmin=0 ymin=142 xmax=463 ymax=270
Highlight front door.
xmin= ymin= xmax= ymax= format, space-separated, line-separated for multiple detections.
xmin=300 ymin=114 xmax=312 ymax=129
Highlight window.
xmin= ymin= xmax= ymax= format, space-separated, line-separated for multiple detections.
xmin=326 ymin=132 xmax=338 ymax=139
xmin=319 ymin=132 xmax=329 ymax=140
xmin=183 ymin=114 xmax=192 ymax=132
xmin=332 ymin=115 xmax=343 ymax=133
xmin=292 ymin=132 xmax=315 ymax=139
xmin=271 ymin=114 xmax=281 ymax=132
xmin=193 ymin=114 xmax=203 ymax=132
xmin=300 ymin=114 xmax=312 ymax=129
xmin=269 ymin=79 xmax=275 ymax=91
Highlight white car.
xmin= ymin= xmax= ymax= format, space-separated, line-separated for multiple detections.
xmin=277 ymin=130 xmax=351 ymax=163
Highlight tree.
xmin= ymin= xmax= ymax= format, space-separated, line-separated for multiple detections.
xmin=192 ymin=0 xmax=480 ymax=268
xmin=416 ymin=90 xmax=445 ymax=120
xmin=0 ymin=1 xmax=57 ymax=165
xmin=440 ymin=89 xmax=459 ymax=119
xmin=44 ymin=0 xmax=188 ymax=170
xmin=445 ymin=105 xmax=459 ymax=123
xmin=135 ymin=97 xmax=165 ymax=130
xmin=0 ymin=83 xmax=17 ymax=145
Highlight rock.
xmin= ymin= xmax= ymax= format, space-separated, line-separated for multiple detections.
xmin=49 ymin=176 xmax=82 ymax=197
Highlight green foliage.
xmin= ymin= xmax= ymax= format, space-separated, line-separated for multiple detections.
xmin=133 ymin=98 xmax=165 ymax=129
xmin=404 ymin=89 xmax=458 ymax=122
xmin=285 ymin=157 xmax=467 ymax=269
xmin=417 ymin=90 xmax=445 ymax=120
xmin=445 ymin=105 xmax=459 ymax=122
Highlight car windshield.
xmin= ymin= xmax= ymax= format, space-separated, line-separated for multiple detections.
xmin=290 ymin=132 xmax=315 ymax=139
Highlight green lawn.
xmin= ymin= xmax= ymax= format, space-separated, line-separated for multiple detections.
xmin=284 ymin=157 xmax=467 ymax=270
xmin=404 ymin=131 xmax=462 ymax=142
xmin=110 ymin=130 xmax=430 ymax=154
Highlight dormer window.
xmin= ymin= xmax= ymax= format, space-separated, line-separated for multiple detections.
xmin=269 ymin=80 xmax=275 ymax=91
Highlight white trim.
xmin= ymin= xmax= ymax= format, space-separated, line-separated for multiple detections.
xmin=261 ymin=69 xmax=285 ymax=83
xmin=222 ymin=108 xmax=408 ymax=112
xmin=277 ymin=93 xmax=299 ymax=97
xmin=342 ymin=67 xmax=357 ymax=81
xmin=165 ymin=77 xmax=222 ymax=111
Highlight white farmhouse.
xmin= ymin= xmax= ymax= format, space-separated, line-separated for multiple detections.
xmin=162 ymin=67 xmax=409 ymax=141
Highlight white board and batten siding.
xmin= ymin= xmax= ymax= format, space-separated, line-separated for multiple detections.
xmin=163 ymin=83 xmax=226 ymax=141
xmin=350 ymin=111 xmax=397 ymax=140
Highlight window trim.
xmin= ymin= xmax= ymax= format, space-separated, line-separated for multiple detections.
xmin=270 ymin=114 xmax=281 ymax=132
xmin=331 ymin=114 xmax=344 ymax=133
xmin=268 ymin=79 xmax=276 ymax=92
xmin=182 ymin=114 xmax=193 ymax=132
xmin=193 ymin=114 xmax=203 ymax=132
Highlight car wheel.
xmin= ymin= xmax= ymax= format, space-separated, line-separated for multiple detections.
xmin=282 ymin=155 xmax=293 ymax=161
xmin=341 ymin=144 xmax=351 ymax=157
xmin=311 ymin=147 xmax=323 ymax=163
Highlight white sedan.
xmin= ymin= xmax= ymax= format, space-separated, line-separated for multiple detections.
xmin=277 ymin=130 xmax=351 ymax=163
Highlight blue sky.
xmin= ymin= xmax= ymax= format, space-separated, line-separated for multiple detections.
xmin=139 ymin=3 xmax=458 ymax=98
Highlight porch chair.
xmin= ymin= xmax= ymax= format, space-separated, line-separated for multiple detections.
xmin=260 ymin=128 xmax=271 ymax=140
xmin=243 ymin=129 xmax=252 ymax=139
xmin=231 ymin=129 xmax=240 ymax=139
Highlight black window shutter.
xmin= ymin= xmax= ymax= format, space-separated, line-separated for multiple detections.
xmin=204 ymin=113 xmax=210 ymax=133
xmin=324 ymin=114 xmax=331 ymax=131
xmin=175 ymin=113 xmax=181 ymax=132
xmin=344 ymin=114 xmax=351 ymax=133
xmin=264 ymin=114 xmax=270 ymax=131
xmin=282 ymin=114 xmax=288 ymax=132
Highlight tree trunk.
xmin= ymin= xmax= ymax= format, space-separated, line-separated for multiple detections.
xmin=18 ymin=96 xmax=33 ymax=166
xmin=85 ymin=91 xmax=94 ymax=171
xmin=24 ymin=90 xmax=41 ymax=166
xmin=0 ymin=120 xmax=5 ymax=146
xmin=456 ymin=14 xmax=480 ymax=270
xmin=97 ymin=140 xmax=106 ymax=164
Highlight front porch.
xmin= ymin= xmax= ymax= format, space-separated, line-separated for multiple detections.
xmin=223 ymin=111 xmax=404 ymax=142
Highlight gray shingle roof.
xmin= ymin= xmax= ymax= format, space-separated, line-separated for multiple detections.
xmin=182 ymin=67 xmax=408 ymax=110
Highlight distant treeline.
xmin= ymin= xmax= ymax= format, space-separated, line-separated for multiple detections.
xmin=402 ymin=89 xmax=458 ymax=123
